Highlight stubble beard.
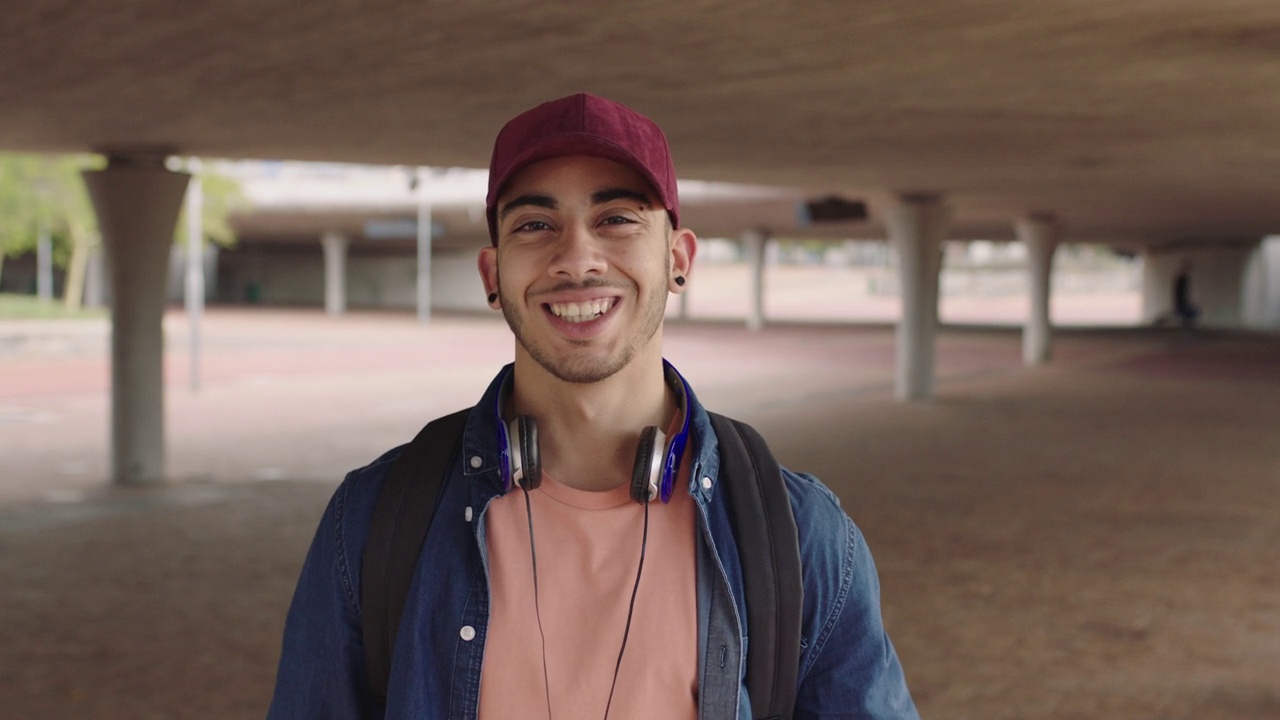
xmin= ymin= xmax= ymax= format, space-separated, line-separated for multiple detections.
xmin=500 ymin=267 xmax=670 ymax=385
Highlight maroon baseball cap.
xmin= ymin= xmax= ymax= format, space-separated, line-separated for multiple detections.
xmin=485 ymin=93 xmax=680 ymax=243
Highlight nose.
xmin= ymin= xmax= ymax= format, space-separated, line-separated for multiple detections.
xmin=548 ymin=221 xmax=607 ymax=279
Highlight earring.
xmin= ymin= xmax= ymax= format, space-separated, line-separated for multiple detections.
xmin=488 ymin=293 xmax=498 ymax=305
xmin=674 ymin=276 xmax=686 ymax=287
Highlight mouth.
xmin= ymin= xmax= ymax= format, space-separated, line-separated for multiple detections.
xmin=545 ymin=297 xmax=617 ymax=324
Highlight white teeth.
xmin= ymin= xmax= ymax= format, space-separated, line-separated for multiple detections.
xmin=549 ymin=298 xmax=614 ymax=323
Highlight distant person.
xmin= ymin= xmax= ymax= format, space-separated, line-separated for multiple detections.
xmin=266 ymin=94 xmax=918 ymax=719
xmin=1173 ymin=262 xmax=1199 ymax=327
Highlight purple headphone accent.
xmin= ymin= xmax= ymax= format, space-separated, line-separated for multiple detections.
xmin=659 ymin=360 xmax=693 ymax=503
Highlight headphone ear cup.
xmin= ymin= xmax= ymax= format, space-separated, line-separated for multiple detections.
xmin=518 ymin=415 xmax=541 ymax=490
xmin=630 ymin=426 xmax=663 ymax=503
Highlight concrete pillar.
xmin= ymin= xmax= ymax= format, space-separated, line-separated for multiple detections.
xmin=320 ymin=231 xmax=348 ymax=316
xmin=677 ymin=284 xmax=690 ymax=319
xmin=1242 ymin=236 xmax=1280 ymax=329
xmin=1016 ymin=214 xmax=1060 ymax=366
xmin=884 ymin=194 xmax=950 ymax=402
xmin=185 ymin=158 xmax=204 ymax=391
xmin=84 ymin=243 xmax=106 ymax=307
xmin=417 ymin=186 xmax=433 ymax=325
xmin=743 ymin=227 xmax=769 ymax=332
xmin=82 ymin=155 xmax=189 ymax=485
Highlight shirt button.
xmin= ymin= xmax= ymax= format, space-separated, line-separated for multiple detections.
xmin=701 ymin=477 xmax=713 ymax=490
xmin=469 ymin=456 xmax=483 ymax=469
xmin=464 ymin=506 xmax=473 ymax=523
xmin=460 ymin=625 xmax=476 ymax=642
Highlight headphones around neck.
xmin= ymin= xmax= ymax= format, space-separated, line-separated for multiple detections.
xmin=496 ymin=363 xmax=692 ymax=504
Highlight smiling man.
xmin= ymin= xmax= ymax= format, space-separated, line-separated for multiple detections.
xmin=268 ymin=94 xmax=918 ymax=720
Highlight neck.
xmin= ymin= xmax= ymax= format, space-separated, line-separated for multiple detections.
xmin=509 ymin=347 xmax=674 ymax=492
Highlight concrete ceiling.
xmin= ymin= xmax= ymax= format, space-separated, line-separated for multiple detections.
xmin=3 ymin=1 xmax=1280 ymax=246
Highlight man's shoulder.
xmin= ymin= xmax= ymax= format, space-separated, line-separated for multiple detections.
xmin=697 ymin=410 xmax=850 ymax=527
xmin=342 ymin=444 xmax=405 ymax=498
xmin=318 ymin=444 xmax=409 ymax=545
xmin=698 ymin=408 xmax=857 ymax=556
xmin=779 ymin=467 xmax=847 ymax=520
xmin=777 ymin=467 xmax=859 ymax=553
xmin=331 ymin=404 xmax=481 ymax=535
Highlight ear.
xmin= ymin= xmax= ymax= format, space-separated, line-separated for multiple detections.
xmin=668 ymin=228 xmax=697 ymax=293
xmin=478 ymin=246 xmax=501 ymax=306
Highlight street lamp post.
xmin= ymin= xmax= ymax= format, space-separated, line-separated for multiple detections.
xmin=185 ymin=158 xmax=204 ymax=391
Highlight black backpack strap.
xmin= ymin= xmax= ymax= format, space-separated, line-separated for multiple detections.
xmin=709 ymin=413 xmax=803 ymax=720
xmin=361 ymin=408 xmax=471 ymax=704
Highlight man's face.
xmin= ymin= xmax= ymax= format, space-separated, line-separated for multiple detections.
xmin=479 ymin=155 xmax=693 ymax=384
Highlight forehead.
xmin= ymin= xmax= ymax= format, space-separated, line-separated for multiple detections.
xmin=497 ymin=155 xmax=657 ymax=205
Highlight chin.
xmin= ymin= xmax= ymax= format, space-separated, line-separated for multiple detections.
xmin=526 ymin=345 xmax=636 ymax=385
xmin=543 ymin=357 xmax=628 ymax=385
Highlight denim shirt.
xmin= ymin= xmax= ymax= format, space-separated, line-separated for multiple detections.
xmin=267 ymin=364 xmax=919 ymax=720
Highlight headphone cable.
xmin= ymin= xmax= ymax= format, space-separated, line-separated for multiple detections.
xmin=603 ymin=500 xmax=650 ymax=720
xmin=523 ymin=488 xmax=555 ymax=720
xmin=524 ymin=488 xmax=651 ymax=720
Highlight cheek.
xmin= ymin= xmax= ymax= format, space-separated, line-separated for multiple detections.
xmin=618 ymin=244 xmax=670 ymax=276
xmin=498 ymin=269 xmax=530 ymax=296
xmin=495 ymin=250 xmax=539 ymax=290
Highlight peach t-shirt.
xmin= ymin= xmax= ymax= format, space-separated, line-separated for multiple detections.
xmin=479 ymin=441 xmax=698 ymax=720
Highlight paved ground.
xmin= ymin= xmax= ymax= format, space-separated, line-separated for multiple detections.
xmin=1 ymin=297 xmax=1277 ymax=718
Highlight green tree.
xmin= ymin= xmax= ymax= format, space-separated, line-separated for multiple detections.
xmin=0 ymin=157 xmax=41 ymax=260
xmin=177 ymin=162 xmax=247 ymax=250
xmin=0 ymin=154 xmax=100 ymax=303
xmin=0 ymin=154 xmax=245 ymax=309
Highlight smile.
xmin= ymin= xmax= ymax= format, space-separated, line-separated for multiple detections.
xmin=547 ymin=298 xmax=616 ymax=323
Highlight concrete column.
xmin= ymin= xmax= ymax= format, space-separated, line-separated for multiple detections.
xmin=1242 ymin=236 xmax=1280 ymax=329
xmin=417 ymin=198 xmax=433 ymax=325
xmin=743 ymin=227 xmax=769 ymax=332
xmin=82 ymin=155 xmax=190 ymax=485
xmin=677 ymin=284 xmax=690 ymax=319
xmin=1016 ymin=213 xmax=1060 ymax=366
xmin=320 ymin=231 xmax=348 ymax=316
xmin=185 ymin=158 xmax=205 ymax=391
xmin=84 ymin=242 xmax=106 ymax=308
xmin=884 ymin=194 xmax=950 ymax=402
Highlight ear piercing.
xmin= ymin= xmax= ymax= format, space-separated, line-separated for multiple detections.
xmin=674 ymin=276 xmax=686 ymax=286
xmin=488 ymin=293 xmax=498 ymax=304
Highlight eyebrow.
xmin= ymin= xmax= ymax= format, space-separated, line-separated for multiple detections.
xmin=498 ymin=193 xmax=557 ymax=223
xmin=592 ymin=187 xmax=652 ymax=207
xmin=497 ymin=187 xmax=653 ymax=223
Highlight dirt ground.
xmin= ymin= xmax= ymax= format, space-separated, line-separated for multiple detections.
xmin=1 ymin=302 xmax=1277 ymax=719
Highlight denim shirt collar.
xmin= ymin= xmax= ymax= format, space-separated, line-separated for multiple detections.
xmin=460 ymin=367 xmax=508 ymax=512
xmin=683 ymin=374 xmax=721 ymax=508
xmin=458 ymin=360 xmax=723 ymax=508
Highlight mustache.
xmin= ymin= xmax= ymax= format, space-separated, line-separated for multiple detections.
xmin=533 ymin=279 xmax=629 ymax=295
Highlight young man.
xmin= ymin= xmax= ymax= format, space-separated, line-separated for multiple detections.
xmin=268 ymin=93 xmax=918 ymax=719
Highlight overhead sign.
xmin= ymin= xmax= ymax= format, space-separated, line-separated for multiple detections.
xmin=796 ymin=197 xmax=867 ymax=225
